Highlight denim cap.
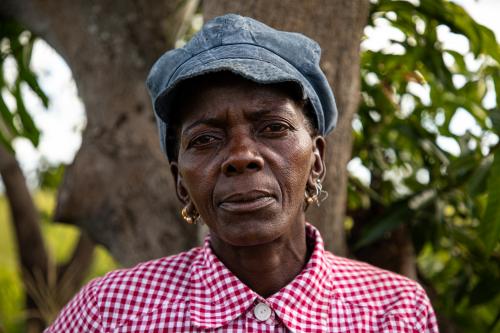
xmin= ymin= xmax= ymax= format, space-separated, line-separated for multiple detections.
xmin=146 ymin=14 xmax=338 ymax=160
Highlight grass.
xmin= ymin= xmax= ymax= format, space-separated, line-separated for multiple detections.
xmin=0 ymin=190 xmax=118 ymax=333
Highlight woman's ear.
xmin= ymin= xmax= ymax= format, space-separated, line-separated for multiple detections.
xmin=170 ymin=161 xmax=190 ymax=204
xmin=309 ymin=135 xmax=326 ymax=183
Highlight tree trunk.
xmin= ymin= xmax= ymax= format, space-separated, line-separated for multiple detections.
xmin=203 ymin=0 xmax=370 ymax=256
xmin=0 ymin=0 xmax=201 ymax=266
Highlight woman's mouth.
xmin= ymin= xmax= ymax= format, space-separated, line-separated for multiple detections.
xmin=218 ymin=191 xmax=276 ymax=213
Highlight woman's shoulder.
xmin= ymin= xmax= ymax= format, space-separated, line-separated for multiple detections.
xmin=321 ymin=252 xmax=437 ymax=331
xmin=94 ymin=246 xmax=203 ymax=297
xmin=102 ymin=247 xmax=200 ymax=280
xmin=88 ymin=248 xmax=202 ymax=320
xmin=45 ymin=247 xmax=204 ymax=332
xmin=324 ymin=252 xmax=430 ymax=310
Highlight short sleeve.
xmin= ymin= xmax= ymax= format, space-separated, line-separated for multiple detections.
xmin=44 ymin=278 xmax=103 ymax=333
xmin=413 ymin=284 xmax=439 ymax=333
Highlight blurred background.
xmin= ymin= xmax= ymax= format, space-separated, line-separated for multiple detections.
xmin=1 ymin=0 xmax=499 ymax=332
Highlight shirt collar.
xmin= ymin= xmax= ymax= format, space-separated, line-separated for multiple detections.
xmin=266 ymin=224 xmax=332 ymax=331
xmin=189 ymin=236 xmax=257 ymax=328
xmin=188 ymin=223 xmax=332 ymax=331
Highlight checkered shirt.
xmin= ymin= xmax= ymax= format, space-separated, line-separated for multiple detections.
xmin=45 ymin=224 xmax=438 ymax=332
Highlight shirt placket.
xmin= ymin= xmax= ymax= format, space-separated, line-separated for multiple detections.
xmin=236 ymin=300 xmax=289 ymax=333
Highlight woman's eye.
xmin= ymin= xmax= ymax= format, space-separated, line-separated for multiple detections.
xmin=190 ymin=135 xmax=218 ymax=148
xmin=262 ymin=123 xmax=289 ymax=134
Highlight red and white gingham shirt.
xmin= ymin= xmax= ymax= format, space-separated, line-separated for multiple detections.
xmin=46 ymin=224 xmax=438 ymax=332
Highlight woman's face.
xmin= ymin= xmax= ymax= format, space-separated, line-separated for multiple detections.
xmin=171 ymin=75 xmax=325 ymax=247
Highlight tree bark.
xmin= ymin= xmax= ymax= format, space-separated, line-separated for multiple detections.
xmin=203 ymin=0 xmax=370 ymax=256
xmin=0 ymin=0 xmax=201 ymax=266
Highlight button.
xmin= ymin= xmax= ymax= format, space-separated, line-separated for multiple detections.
xmin=253 ymin=302 xmax=272 ymax=321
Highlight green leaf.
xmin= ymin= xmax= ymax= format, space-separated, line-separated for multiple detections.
xmin=13 ymin=81 xmax=40 ymax=146
xmin=19 ymin=67 xmax=49 ymax=108
xmin=493 ymin=75 xmax=500 ymax=122
xmin=38 ymin=163 xmax=66 ymax=190
xmin=491 ymin=109 xmax=500 ymax=133
xmin=444 ymin=50 xmax=469 ymax=74
xmin=429 ymin=49 xmax=455 ymax=91
xmin=460 ymin=80 xmax=487 ymax=104
xmin=374 ymin=1 xmax=417 ymax=18
xmin=467 ymin=155 xmax=494 ymax=197
xmin=0 ymin=96 xmax=20 ymax=137
xmin=480 ymin=151 xmax=500 ymax=254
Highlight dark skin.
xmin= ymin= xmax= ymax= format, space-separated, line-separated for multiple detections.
xmin=170 ymin=74 xmax=326 ymax=297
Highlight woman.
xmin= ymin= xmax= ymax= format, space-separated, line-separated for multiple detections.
xmin=46 ymin=14 xmax=438 ymax=332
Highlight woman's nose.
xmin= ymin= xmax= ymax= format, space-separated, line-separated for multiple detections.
xmin=221 ymin=136 xmax=264 ymax=176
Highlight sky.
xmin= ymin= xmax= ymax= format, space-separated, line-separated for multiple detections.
xmin=3 ymin=40 xmax=85 ymax=186
xmin=3 ymin=0 xmax=500 ymax=188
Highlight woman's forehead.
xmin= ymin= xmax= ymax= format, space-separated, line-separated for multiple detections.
xmin=174 ymin=72 xmax=305 ymax=112
xmin=176 ymin=74 xmax=305 ymax=122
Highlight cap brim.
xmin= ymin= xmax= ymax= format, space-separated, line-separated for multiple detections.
xmin=154 ymin=43 xmax=320 ymax=126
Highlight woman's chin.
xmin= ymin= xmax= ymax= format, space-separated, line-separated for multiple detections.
xmin=214 ymin=219 xmax=286 ymax=247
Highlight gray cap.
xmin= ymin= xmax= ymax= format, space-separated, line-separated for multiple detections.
xmin=146 ymin=14 xmax=338 ymax=160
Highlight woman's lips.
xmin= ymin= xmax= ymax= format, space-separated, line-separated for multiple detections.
xmin=218 ymin=191 xmax=276 ymax=213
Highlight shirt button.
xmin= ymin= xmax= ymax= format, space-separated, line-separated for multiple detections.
xmin=253 ymin=302 xmax=272 ymax=321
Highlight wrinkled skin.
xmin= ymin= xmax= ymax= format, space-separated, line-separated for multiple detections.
xmin=170 ymin=74 xmax=326 ymax=296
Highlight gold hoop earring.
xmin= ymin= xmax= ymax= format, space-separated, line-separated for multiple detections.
xmin=304 ymin=190 xmax=316 ymax=205
xmin=181 ymin=205 xmax=200 ymax=224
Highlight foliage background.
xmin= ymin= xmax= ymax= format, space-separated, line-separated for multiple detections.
xmin=0 ymin=192 xmax=117 ymax=333
xmin=349 ymin=1 xmax=500 ymax=331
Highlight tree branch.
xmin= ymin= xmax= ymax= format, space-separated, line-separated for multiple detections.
xmin=56 ymin=232 xmax=95 ymax=304
xmin=0 ymin=143 xmax=48 ymax=332
xmin=0 ymin=144 xmax=48 ymax=277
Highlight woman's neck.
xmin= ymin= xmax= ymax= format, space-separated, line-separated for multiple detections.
xmin=210 ymin=222 xmax=311 ymax=298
